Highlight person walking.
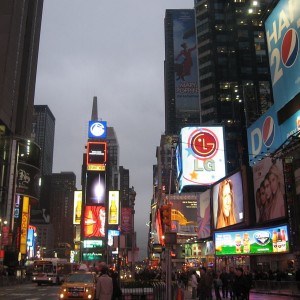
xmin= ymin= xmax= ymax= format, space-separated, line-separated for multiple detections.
xmin=95 ymin=265 xmax=113 ymax=300
xmin=191 ymin=270 xmax=198 ymax=299
xmin=197 ymin=267 xmax=212 ymax=300
xmin=232 ymin=268 xmax=249 ymax=300
xmin=220 ymin=268 xmax=229 ymax=298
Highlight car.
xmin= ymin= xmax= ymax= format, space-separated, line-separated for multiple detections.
xmin=58 ymin=271 xmax=97 ymax=299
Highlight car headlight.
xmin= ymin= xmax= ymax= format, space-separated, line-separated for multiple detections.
xmin=63 ymin=288 xmax=67 ymax=292
xmin=59 ymin=293 xmax=64 ymax=299
xmin=86 ymin=288 xmax=89 ymax=292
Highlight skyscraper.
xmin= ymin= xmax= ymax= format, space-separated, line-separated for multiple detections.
xmin=32 ymin=105 xmax=55 ymax=176
xmin=164 ymin=9 xmax=200 ymax=135
xmin=194 ymin=0 xmax=276 ymax=172
xmin=0 ymin=0 xmax=44 ymax=137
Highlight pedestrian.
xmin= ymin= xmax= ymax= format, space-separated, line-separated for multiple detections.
xmin=95 ymin=265 xmax=113 ymax=300
xmin=110 ymin=270 xmax=122 ymax=300
xmin=220 ymin=268 xmax=229 ymax=298
xmin=191 ymin=270 xmax=198 ymax=299
xmin=228 ymin=267 xmax=235 ymax=300
xmin=213 ymin=272 xmax=222 ymax=300
xmin=197 ymin=267 xmax=212 ymax=300
xmin=232 ymin=268 xmax=249 ymax=300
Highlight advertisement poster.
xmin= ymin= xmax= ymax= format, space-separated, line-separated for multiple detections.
xmin=197 ymin=190 xmax=211 ymax=239
xmin=172 ymin=10 xmax=199 ymax=110
xmin=85 ymin=172 xmax=106 ymax=205
xmin=265 ymin=0 xmax=300 ymax=111
xmin=215 ymin=225 xmax=289 ymax=256
xmin=83 ymin=205 xmax=106 ymax=238
xmin=212 ymin=171 xmax=244 ymax=230
xmin=178 ymin=126 xmax=226 ymax=191
xmin=167 ymin=193 xmax=197 ymax=235
xmin=253 ymin=157 xmax=286 ymax=223
xmin=73 ymin=191 xmax=82 ymax=224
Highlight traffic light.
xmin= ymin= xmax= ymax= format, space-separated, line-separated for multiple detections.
xmin=161 ymin=204 xmax=172 ymax=227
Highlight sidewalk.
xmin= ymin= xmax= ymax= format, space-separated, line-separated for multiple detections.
xmin=181 ymin=286 xmax=300 ymax=299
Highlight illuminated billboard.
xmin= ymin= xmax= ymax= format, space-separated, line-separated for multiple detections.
xmin=82 ymin=240 xmax=104 ymax=248
xmin=215 ymin=224 xmax=289 ymax=256
xmin=73 ymin=191 xmax=82 ymax=224
xmin=212 ymin=171 xmax=244 ymax=230
xmin=265 ymin=0 xmax=300 ymax=112
xmin=253 ymin=157 xmax=286 ymax=223
xmin=83 ymin=205 xmax=106 ymax=238
xmin=86 ymin=142 xmax=107 ymax=171
xmin=20 ymin=196 xmax=30 ymax=254
xmin=121 ymin=207 xmax=132 ymax=234
xmin=88 ymin=121 xmax=107 ymax=139
xmin=107 ymin=230 xmax=120 ymax=247
xmin=86 ymin=172 xmax=106 ymax=205
xmin=167 ymin=193 xmax=197 ymax=235
xmin=178 ymin=127 xmax=226 ymax=192
xmin=197 ymin=190 xmax=211 ymax=239
xmin=108 ymin=191 xmax=119 ymax=225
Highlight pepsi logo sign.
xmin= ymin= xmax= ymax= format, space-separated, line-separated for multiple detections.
xmin=281 ymin=28 xmax=299 ymax=68
xmin=262 ymin=116 xmax=275 ymax=148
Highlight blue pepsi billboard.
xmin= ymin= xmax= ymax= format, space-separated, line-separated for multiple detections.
xmin=247 ymin=105 xmax=282 ymax=165
xmin=265 ymin=0 xmax=300 ymax=111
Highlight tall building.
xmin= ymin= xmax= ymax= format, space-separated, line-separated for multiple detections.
xmin=45 ymin=172 xmax=76 ymax=248
xmin=0 ymin=0 xmax=44 ymax=266
xmin=106 ymin=127 xmax=119 ymax=190
xmin=194 ymin=0 xmax=277 ymax=172
xmin=32 ymin=105 xmax=55 ymax=176
xmin=164 ymin=9 xmax=200 ymax=135
xmin=0 ymin=0 xmax=44 ymax=137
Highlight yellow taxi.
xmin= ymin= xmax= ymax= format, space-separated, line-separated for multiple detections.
xmin=58 ymin=271 xmax=97 ymax=299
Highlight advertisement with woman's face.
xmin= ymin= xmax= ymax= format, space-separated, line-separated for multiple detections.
xmin=253 ymin=157 xmax=286 ymax=223
xmin=212 ymin=171 xmax=244 ymax=229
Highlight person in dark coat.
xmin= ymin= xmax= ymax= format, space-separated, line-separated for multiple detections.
xmin=110 ymin=270 xmax=122 ymax=300
xmin=232 ymin=268 xmax=249 ymax=300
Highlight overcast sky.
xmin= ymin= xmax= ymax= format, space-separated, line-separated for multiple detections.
xmin=34 ymin=0 xmax=194 ymax=259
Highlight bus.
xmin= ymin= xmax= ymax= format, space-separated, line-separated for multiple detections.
xmin=32 ymin=258 xmax=78 ymax=285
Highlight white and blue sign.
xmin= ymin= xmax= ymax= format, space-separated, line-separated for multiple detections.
xmin=247 ymin=105 xmax=282 ymax=165
xmin=88 ymin=121 xmax=107 ymax=138
xmin=265 ymin=0 xmax=300 ymax=111
xmin=280 ymin=109 xmax=300 ymax=140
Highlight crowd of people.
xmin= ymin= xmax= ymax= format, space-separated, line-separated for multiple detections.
xmin=178 ymin=266 xmax=252 ymax=300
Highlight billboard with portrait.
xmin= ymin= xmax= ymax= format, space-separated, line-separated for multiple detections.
xmin=83 ymin=205 xmax=106 ymax=238
xmin=85 ymin=172 xmax=106 ymax=205
xmin=197 ymin=190 xmax=211 ymax=239
xmin=253 ymin=157 xmax=286 ymax=223
xmin=178 ymin=126 xmax=226 ymax=192
xmin=212 ymin=171 xmax=244 ymax=230
xmin=215 ymin=224 xmax=289 ymax=256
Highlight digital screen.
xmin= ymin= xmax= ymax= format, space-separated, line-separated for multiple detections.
xmin=197 ymin=190 xmax=211 ymax=239
xmin=178 ymin=126 xmax=226 ymax=192
xmin=82 ymin=240 xmax=104 ymax=248
xmin=215 ymin=224 xmax=289 ymax=256
xmin=86 ymin=172 xmax=106 ymax=205
xmin=83 ymin=205 xmax=106 ymax=238
xmin=86 ymin=142 xmax=107 ymax=165
xmin=108 ymin=191 xmax=119 ymax=225
xmin=73 ymin=191 xmax=82 ymax=224
xmin=212 ymin=171 xmax=244 ymax=230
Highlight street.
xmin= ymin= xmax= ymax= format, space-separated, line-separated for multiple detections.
xmin=0 ymin=282 xmax=298 ymax=300
xmin=0 ymin=283 xmax=59 ymax=300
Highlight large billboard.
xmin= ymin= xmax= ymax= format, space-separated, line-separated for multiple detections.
xmin=215 ymin=224 xmax=289 ymax=256
xmin=172 ymin=10 xmax=199 ymax=111
xmin=108 ymin=191 xmax=119 ymax=225
xmin=247 ymin=105 xmax=282 ymax=166
xmin=253 ymin=157 xmax=286 ymax=223
xmin=197 ymin=190 xmax=211 ymax=239
xmin=86 ymin=142 xmax=107 ymax=171
xmin=167 ymin=193 xmax=198 ymax=235
xmin=83 ymin=205 xmax=106 ymax=238
xmin=178 ymin=127 xmax=226 ymax=191
xmin=85 ymin=172 xmax=106 ymax=205
xmin=88 ymin=121 xmax=107 ymax=139
xmin=73 ymin=191 xmax=82 ymax=224
xmin=265 ymin=0 xmax=300 ymax=112
xmin=212 ymin=171 xmax=244 ymax=230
